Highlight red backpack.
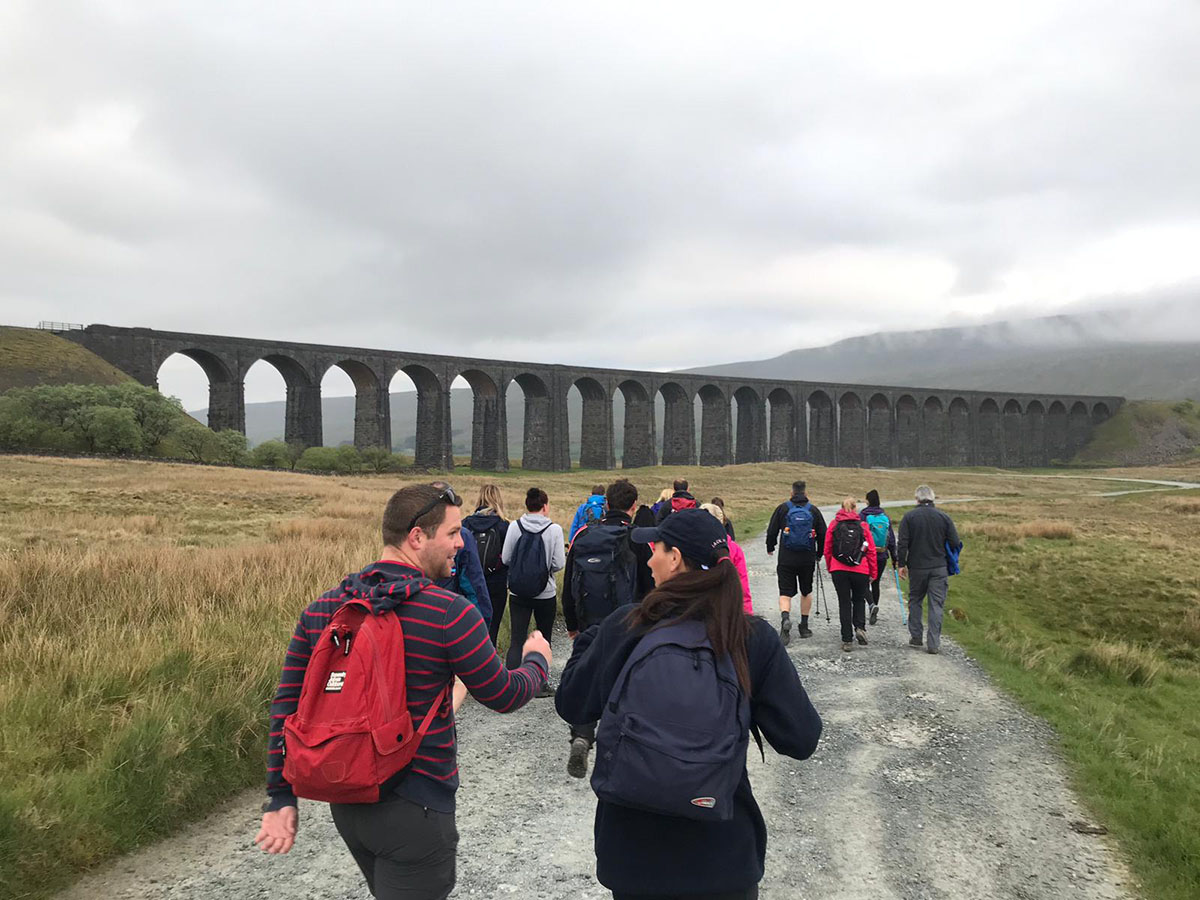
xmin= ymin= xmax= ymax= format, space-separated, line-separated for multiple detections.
xmin=670 ymin=496 xmax=697 ymax=513
xmin=282 ymin=597 xmax=447 ymax=804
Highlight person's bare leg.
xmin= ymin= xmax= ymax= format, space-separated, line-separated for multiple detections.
xmin=779 ymin=595 xmax=792 ymax=645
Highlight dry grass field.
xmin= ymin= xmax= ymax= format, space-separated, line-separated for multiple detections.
xmin=0 ymin=455 xmax=1197 ymax=899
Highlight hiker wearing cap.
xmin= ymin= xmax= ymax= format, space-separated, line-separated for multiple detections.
xmin=501 ymin=487 xmax=566 ymax=693
xmin=561 ymin=479 xmax=654 ymax=779
xmin=859 ymin=489 xmax=897 ymax=626
xmin=556 ymin=509 xmax=822 ymax=899
xmin=702 ymin=503 xmax=752 ymax=613
xmin=654 ymin=478 xmax=698 ymax=524
xmin=825 ymin=498 xmax=878 ymax=652
xmin=897 ymin=485 xmax=962 ymax=654
xmin=255 ymin=483 xmax=551 ymax=900
xmin=765 ymin=480 xmax=827 ymax=645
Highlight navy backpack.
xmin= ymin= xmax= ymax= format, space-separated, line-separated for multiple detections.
xmin=507 ymin=520 xmax=551 ymax=598
xmin=569 ymin=524 xmax=638 ymax=630
xmin=781 ymin=501 xmax=815 ymax=551
xmin=591 ymin=620 xmax=756 ymax=822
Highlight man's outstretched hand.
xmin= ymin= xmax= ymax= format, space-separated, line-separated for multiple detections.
xmin=254 ymin=806 xmax=298 ymax=855
xmin=524 ymin=630 xmax=552 ymax=668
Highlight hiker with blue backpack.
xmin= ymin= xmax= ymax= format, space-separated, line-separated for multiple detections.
xmin=501 ymin=487 xmax=566 ymax=693
xmin=897 ymin=485 xmax=962 ymax=655
xmin=859 ymin=489 xmax=898 ymax=626
xmin=570 ymin=484 xmax=608 ymax=543
xmin=556 ymin=509 xmax=821 ymax=900
xmin=765 ymin=480 xmax=827 ymax=645
xmin=561 ymin=479 xmax=654 ymax=778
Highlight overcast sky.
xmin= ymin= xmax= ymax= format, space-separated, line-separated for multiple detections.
xmin=4 ymin=1 xmax=1199 ymax=408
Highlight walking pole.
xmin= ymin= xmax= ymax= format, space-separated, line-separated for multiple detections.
xmin=817 ymin=559 xmax=830 ymax=623
xmin=893 ymin=566 xmax=907 ymax=625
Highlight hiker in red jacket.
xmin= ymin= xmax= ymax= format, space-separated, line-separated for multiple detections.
xmin=824 ymin=498 xmax=878 ymax=652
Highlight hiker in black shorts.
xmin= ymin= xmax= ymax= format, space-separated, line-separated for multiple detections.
xmin=765 ymin=480 xmax=827 ymax=645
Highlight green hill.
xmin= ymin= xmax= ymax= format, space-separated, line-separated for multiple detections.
xmin=1074 ymin=400 xmax=1200 ymax=466
xmin=0 ymin=327 xmax=134 ymax=392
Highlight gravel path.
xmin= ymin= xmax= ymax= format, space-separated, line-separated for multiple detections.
xmin=59 ymin=526 xmax=1141 ymax=900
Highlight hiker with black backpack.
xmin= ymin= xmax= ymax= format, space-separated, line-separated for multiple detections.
xmin=654 ymin=477 xmax=698 ymax=524
xmin=463 ymin=483 xmax=510 ymax=647
xmin=859 ymin=489 xmax=897 ymax=626
xmin=825 ymin=498 xmax=879 ymax=652
xmin=431 ymin=480 xmax=492 ymax=627
xmin=570 ymin=484 xmax=608 ymax=543
xmin=765 ymin=480 xmax=827 ymax=645
xmin=561 ymin=478 xmax=653 ymax=778
xmin=556 ymin=509 xmax=822 ymax=899
xmin=501 ymin=487 xmax=566 ymax=693
xmin=897 ymin=485 xmax=962 ymax=655
xmin=254 ymin=483 xmax=551 ymax=900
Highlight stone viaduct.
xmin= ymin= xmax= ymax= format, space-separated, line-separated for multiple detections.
xmin=67 ymin=324 xmax=1124 ymax=471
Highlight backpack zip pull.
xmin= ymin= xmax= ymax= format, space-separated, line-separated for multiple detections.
xmin=343 ymin=632 xmax=353 ymax=656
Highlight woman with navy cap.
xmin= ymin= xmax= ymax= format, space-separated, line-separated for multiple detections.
xmin=556 ymin=509 xmax=822 ymax=900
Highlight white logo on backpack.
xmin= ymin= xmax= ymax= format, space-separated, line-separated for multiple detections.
xmin=324 ymin=671 xmax=346 ymax=692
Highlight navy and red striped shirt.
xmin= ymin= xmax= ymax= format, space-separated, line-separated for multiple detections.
xmin=266 ymin=560 xmax=547 ymax=813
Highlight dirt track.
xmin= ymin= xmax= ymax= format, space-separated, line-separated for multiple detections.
xmin=58 ymin=530 xmax=1140 ymax=900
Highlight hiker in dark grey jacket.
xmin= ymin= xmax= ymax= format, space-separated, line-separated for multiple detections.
xmin=897 ymin=485 xmax=961 ymax=654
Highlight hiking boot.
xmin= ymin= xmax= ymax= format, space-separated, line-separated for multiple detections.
xmin=868 ymin=605 xmax=878 ymax=625
xmin=798 ymin=625 xmax=813 ymax=639
xmin=855 ymin=628 xmax=869 ymax=646
xmin=535 ymin=683 xmax=556 ymax=699
xmin=908 ymin=636 xmax=923 ymax=648
xmin=842 ymin=641 xmax=854 ymax=652
xmin=567 ymin=738 xmax=590 ymax=779
xmin=926 ymin=646 xmax=940 ymax=655
xmin=779 ymin=619 xmax=792 ymax=646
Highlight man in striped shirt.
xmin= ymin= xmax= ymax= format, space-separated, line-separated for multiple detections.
xmin=254 ymin=483 xmax=551 ymax=900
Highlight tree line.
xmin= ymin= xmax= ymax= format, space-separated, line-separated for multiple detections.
xmin=0 ymin=383 xmax=413 ymax=473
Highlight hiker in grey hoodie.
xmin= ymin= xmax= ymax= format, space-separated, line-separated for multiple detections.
xmin=897 ymin=485 xmax=961 ymax=654
xmin=501 ymin=487 xmax=566 ymax=692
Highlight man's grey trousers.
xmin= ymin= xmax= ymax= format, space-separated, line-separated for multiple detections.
xmin=908 ymin=566 xmax=949 ymax=650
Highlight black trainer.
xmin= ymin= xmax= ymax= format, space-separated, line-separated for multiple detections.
xmin=868 ymin=605 xmax=878 ymax=625
xmin=779 ymin=618 xmax=792 ymax=646
xmin=908 ymin=636 xmax=923 ymax=648
xmin=567 ymin=738 xmax=590 ymax=778
xmin=535 ymin=683 xmax=556 ymax=699
xmin=798 ymin=625 xmax=813 ymax=639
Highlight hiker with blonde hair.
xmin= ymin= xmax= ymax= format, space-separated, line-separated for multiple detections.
xmin=824 ymin=497 xmax=878 ymax=652
xmin=464 ymin=484 xmax=511 ymax=646
xmin=702 ymin=503 xmax=752 ymax=613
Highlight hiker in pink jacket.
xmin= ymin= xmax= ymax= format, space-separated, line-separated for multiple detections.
xmin=703 ymin=503 xmax=752 ymax=613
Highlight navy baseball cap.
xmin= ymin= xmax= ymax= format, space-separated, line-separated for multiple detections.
xmin=631 ymin=508 xmax=729 ymax=568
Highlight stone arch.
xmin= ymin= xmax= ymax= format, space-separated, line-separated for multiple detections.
xmin=390 ymin=364 xmax=448 ymax=468
xmin=1024 ymin=400 xmax=1047 ymax=467
xmin=838 ymin=392 xmax=866 ymax=468
xmin=658 ymin=382 xmax=695 ymax=466
xmin=948 ymin=397 xmax=971 ymax=466
xmin=806 ymin=390 xmax=834 ymax=466
xmin=572 ymin=376 xmax=613 ymax=470
xmin=1047 ymin=400 xmax=1068 ymax=461
xmin=457 ymin=368 xmax=506 ymax=471
xmin=321 ymin=359 xmax=389 ymax=450
xmin=1092 ymin=402 xmax=1112 ymax=425
xmin=619 ymin=379 xmax=656 ymax=469
xmin=698 ymin=384 xmax=731 ymax=466
xmin=896 ymin=395 xmax=919 ymax=467
xmin=252 ymin=353 xmax=320 ymax=449
xmin=977 ymin=399 xmax=1001 ymax=466
xmin=867 ymin=394 xmax=891 ymax=467
xmin=1068 ymin=401 xmax=1090 ymax=456
xmin=155 ymin=349 xmax=241 ymax=432
xmin=1002 ymin=399 xmax=1023 ymax=467
xmin=922 ymin=396 xmax=947 ymax=466
xmin=767 ymin=389 xmax=795 ymax=461
xmin=733 ymin=386 xmax=765 ymax=464
xmin=510 ymin=372 xmax=554 ymax=471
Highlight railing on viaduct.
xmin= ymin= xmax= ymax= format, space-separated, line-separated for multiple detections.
xmin=65 ymin=325 xmax=1124 ymax=471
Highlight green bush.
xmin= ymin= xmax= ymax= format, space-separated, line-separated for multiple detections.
xmin=211 ymin=430 xmax=248 ymax=466
xmin=297 ymin=446 xmax=341 ymax=472
xmin=250 ymin=440 xmax=293 ymax=468
xmin=70 ymin=406 xmax=144 ymax=454
xmin=360 ymin=446 xmax=399 ymax=473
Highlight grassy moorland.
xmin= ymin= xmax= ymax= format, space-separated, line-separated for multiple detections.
xmin=0 ymin=455 xmax=1196 ymax=899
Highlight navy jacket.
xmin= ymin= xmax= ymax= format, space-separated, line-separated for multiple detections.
xmin=555 ymin=612 xmax=822 ymax=894
xmin=897 ymin=501 xmax=961 ymax=571
xmin=436 ymin=528 xmax=492 ymax=624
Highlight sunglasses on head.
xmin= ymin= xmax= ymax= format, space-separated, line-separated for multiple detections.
xmin=407 ymin=484 xmax=459 ymax=533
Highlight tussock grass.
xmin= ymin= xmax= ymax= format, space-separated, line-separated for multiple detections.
xmin=1163 ymin=495 xmax=1200 ymax=514
xmin=1067 ymin=641 xmax=1165 ymax=686
xmin=962 ymin=519 xmax=1076 ymax=543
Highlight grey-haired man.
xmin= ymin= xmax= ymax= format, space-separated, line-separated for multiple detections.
xmin=897 ymin=485 xmax=961 ymax=654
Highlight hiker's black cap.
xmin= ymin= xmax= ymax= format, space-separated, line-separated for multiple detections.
xmin=631 ymin=508 xmax=728 ymax=568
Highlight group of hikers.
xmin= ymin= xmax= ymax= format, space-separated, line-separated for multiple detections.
xmin=255 ymin=476 xmax=961 ymax=900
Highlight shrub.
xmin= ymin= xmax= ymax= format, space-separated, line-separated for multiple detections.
xmin=211 ymin=430 xmax=248 ymax=466
xmin=296 ymin=446 xmax=341 ymax=472
xmin=360 ymin=446 xmax=399 ymax=473
xmin=172 ymin=420 xmax=215 ymax=463
xmin=250 ymin=440 xmax=292 ymax=469
xmin=69 ymin=406 xmax=144 ymax=454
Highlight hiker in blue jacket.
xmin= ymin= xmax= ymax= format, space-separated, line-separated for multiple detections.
xmin=556 ymin=509 xmax=822 ymax=900
xmin=859 ymin=489 xmax=897 ymax=625
xmin=570 ymin=485 xmax=607 ymax=542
